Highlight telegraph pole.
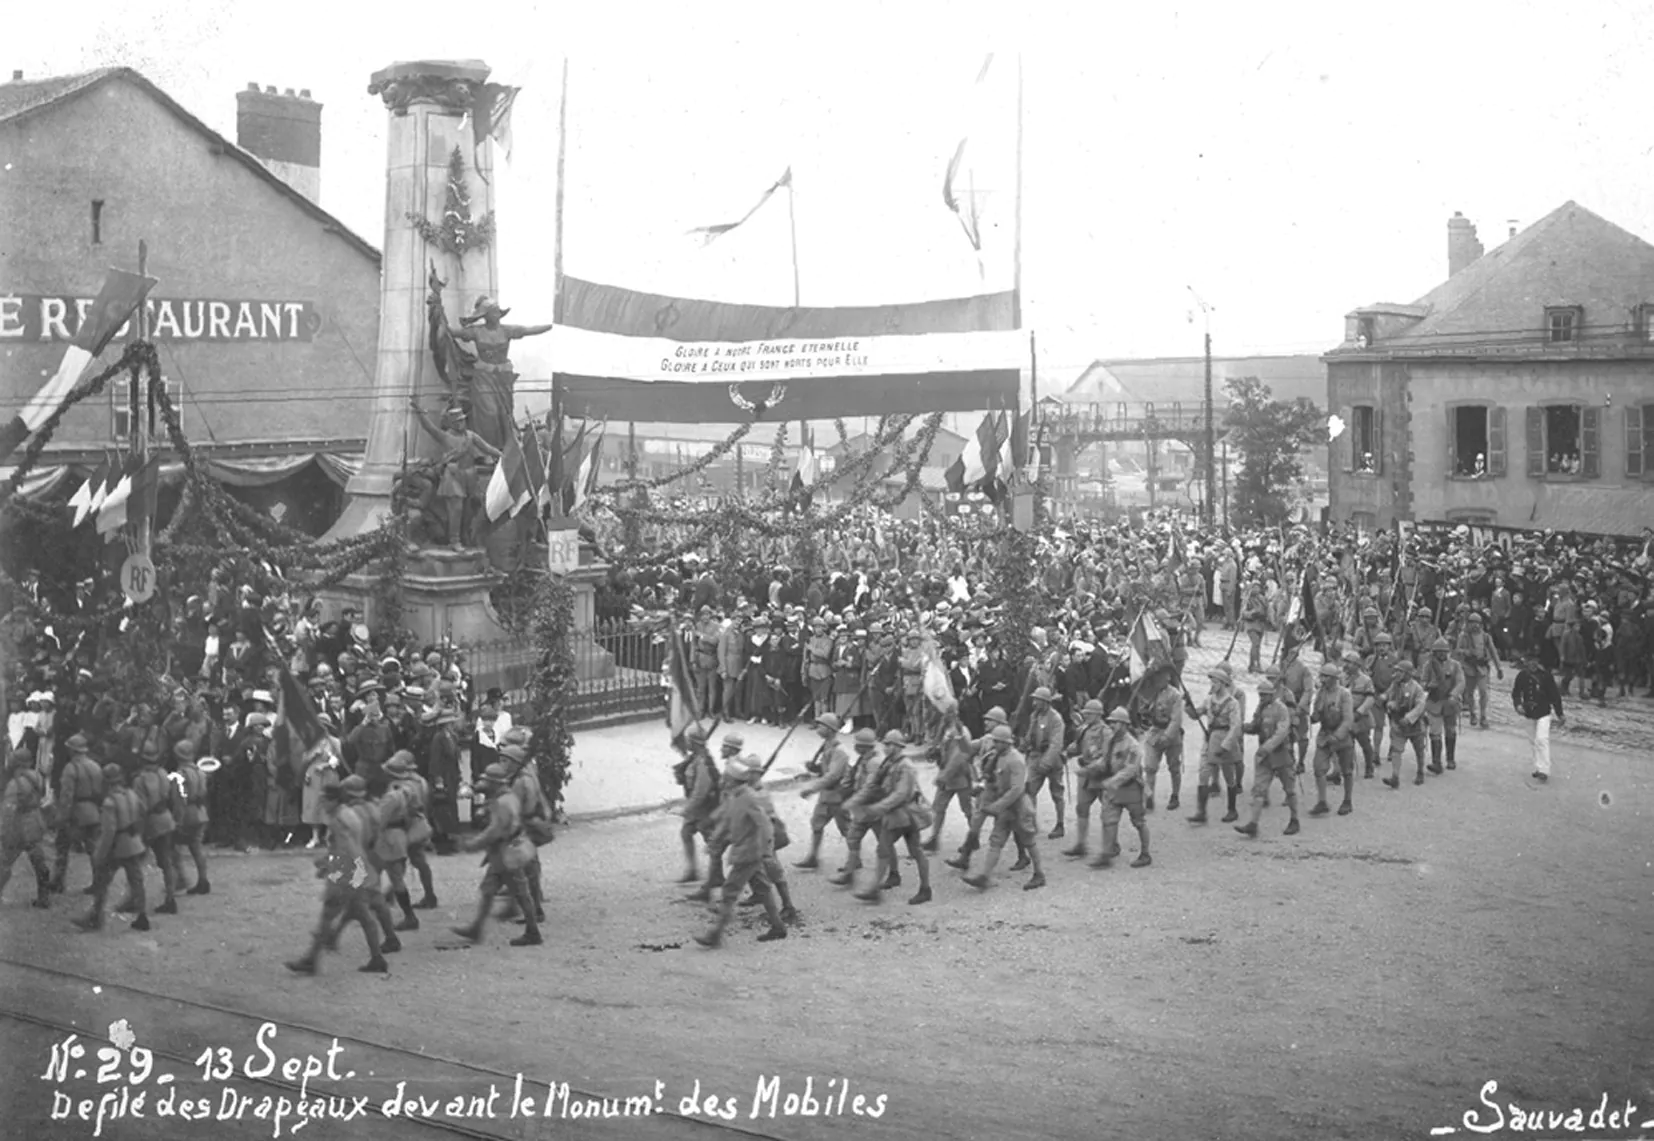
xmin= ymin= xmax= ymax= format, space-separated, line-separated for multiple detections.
xmin=1188 ymin=287 xmax=1215 ymax=526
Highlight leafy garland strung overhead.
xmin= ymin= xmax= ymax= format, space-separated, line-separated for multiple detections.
xmin=408 ymin=146 xmax=496 ymax=257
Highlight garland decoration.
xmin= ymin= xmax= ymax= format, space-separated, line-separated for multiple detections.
xmin=408 ymin=147 xmax=496 ymax=257
xmin=526 ymin=568 xmax=577 ymax=818
xmin=764 ymin=422 xmax=789 ymax=496
xmin=599 ymin=420 xmax=755 ymax=495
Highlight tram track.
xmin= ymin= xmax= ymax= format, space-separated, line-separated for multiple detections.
xmin=1 ymin=955 xmax=799 ymax=1141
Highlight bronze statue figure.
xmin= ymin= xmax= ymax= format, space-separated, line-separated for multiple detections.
xmin=409 ymin=400 xmax=502 ymax=549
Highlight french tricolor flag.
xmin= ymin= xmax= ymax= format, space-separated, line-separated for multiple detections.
xmin=0 ymin=268 xmax=156 ymax=465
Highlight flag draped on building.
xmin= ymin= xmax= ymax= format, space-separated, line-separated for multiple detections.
xmin=943 ymin=54 xmax=996 ymax=256
xmin=0 ymin=268 xmax=157 ymax=465
xmin=688 ymin=168 xmax=792 ymax=246
xmin=1127 ymin=609 xmax=1169 ymax=680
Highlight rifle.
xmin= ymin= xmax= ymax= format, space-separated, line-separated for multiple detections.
xmin=758 ymin=719 xmax=803 ymax=777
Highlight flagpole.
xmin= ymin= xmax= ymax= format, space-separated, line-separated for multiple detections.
xmin=553 ymin=56 xmax=569 ymax=326
xmin=786 ymin=175 xmax=800 ymax=310
xmin=1012 ymin=49 xmax=1024 ymax=331
xmin=134 ymin=239 xmax=151 ymax=560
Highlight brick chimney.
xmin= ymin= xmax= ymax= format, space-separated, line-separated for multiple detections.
xmin=236 ymin=82 xmax=321 ymax=206
xmin=1447 ymin=211 xmax=1483 ymax=278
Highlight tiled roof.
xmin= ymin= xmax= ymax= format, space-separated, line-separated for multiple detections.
xmin=0 ymin=67 xmax=379 ymax=264
xmin=0 ymin=68 xmax=120 ymax=124
xmin=1362 ymin=201 xmax=1654 ymax=353
xmin=1062 ymin=355 xmax=1326 ymax=406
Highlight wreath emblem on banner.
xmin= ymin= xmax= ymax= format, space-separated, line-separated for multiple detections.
xmin=728 ymin=383 xmax=787 ymax=418
xmin=653 ymin=302 xmax=681 ymax=334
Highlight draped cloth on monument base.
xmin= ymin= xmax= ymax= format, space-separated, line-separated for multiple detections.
xmin=550 ymin=277 xmax=1022 ymax=423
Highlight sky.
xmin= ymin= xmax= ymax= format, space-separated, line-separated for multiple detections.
xmin=13 ymin=0 xmax=1654 ymax=393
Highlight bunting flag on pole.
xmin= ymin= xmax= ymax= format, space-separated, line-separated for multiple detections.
xmin=570 ymin=421 xmax=607 ymax=514
xmin=1127 ymin=609 xmax=1169 ymax=680
xmin=665 ymin=630 xmax=701 ymax=746
xmin=519 ymin=423 xmax=546 ymax=517
xmin=944 ymin=411 xmax=1007 ymax=493
xmin=0 ymin=268 xmax=157 ymax=465
xmin=942 ymin=54 xmax=995 ymax=256
xmin=125 ymin=455 xmax=163 ymax=540
xmin=688 ymin=168 xmax=792 ymax=246
xmin=468 ymin=82 xmax=520 ymax=177
xmin=94 ymin=456 xmax=141 ymax=536
xmin=790 ymin=424 xmax=817 ymax=510
xmin=484 ymin=427 xmax=531 ymax=521
xmin=68 ymin=453 xmax=113 ymax=527
xmin=1167 ymin=527 xmax=1186 ymax=572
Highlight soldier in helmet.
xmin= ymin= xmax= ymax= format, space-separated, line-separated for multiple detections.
xmin=828 ymin=728 xmax=883 ymax=888
xmin=1061 ymin=699 xmax=1109 ymax=860
xmin=72 ymin=765 xmax=149 ymax=931
xmin=1 ymin=749 xmax=52 ymax=908
xmin=1186 ymin=663 xmax=1244 ymax=824
xmin=286 ymin=775 xmax=390 ymax=974
xmin=1342 ymin=650 xmax=1379 ymax=780
xmin=945 ymin=705 xmax=1030 ymax=871
xmin=1420 ymin=636 xmax=1464 ymax=774
xmin=1384 ymin=660 xmax=1430 ymax=788
xmin=845 ymin=730 xmax=932 ymax=905
xmin=693 ymin=755 xmax=787 ymax=948
xmin=1089 ymin=707 xmax=1151 ymax=869
xmin=1139 ymin=663 xmax=1185 ymax=811
xmin=451 ymin=763 xmax=542 ymax=948
xmin=922 ymin=701 xmax=975 ymax=852
xmin=687 ymin=731 xmax=742 ymax=901
xmin=130 ymin=738 xmax=183 ymax=915
xmin=170 ymin=740 xmax=212 ymax=896
xmin=1309 ymin=662 xmax=1355 ymax=816
xmin=1235 ymin=679 xmax=1299 ymax=837
xmin=959 ymin=725 xmax=1046 ymax=891
xmin=1023 ymin=686 xmax=1067 ymax=840
xmin=796 ymin=713 xmax=853 ymax=870
xmin=49 ymin=734 xmax=102 ymax=894
xmin=1366 ymin=631 xmax=1398 ymax=761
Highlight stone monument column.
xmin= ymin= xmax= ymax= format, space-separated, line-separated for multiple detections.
xmin=326 ymin=59 xmax=500 ymax=538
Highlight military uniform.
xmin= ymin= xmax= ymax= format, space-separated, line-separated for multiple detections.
xmin=1309 ymin=669 xmax=1356 ymax=815
xmin=695 ymin=768 xmax=786 ymax=947
xmin=453 ymin=769 xmax=541 ymax=947
xmin=1280 ymin=656 xmax=1314 ymax=770
xmin=898 ymin=640 xmax=927 ymax=743
xmin=1344 ymin=658 xmax=1379 ymax=779
xmin=806 ymin=627 xmax=835 ymax=719
xmin=131 ymin=753 xmax=182 ymax=913
xmin=1189 ymin=673 xmax=1244 ymax=824
xmin=1365 ymin=640 xmax=1398 ymax=761
xmin=1384 ymin=668 xmax=1430 ymax=786
xmin=0 ymin=757 xmax=51 ymax=907
xmin=693 ymin=614 xmax=722 ymax=719
xmin=925 ymin=718 xmax=975 ymax=851
xmin=169 ymin=742 xmax=212 ymax=895
xmin=960 ymin=727 xmax=1045 ymax=891
xmin=1023 ymin=695 xmax=1067 ymax=838
xmin=847 ymin=736 xmax=932 ymax=905
xmin=1089 ymin=715 xmax=1150 ymax=868
xmin=1141 ymin=679 xmax=1185 ymax=811
xmin=1242 ymin=588 xmax=1270 ymax=672
xmin=1420 ymin=643 xmax=1465 ymax=773
xmin=828 ymin=734 xmax=881 ymax=886
xmin=1063 ymin=708 xmax=1110 ymax=857
xmin=50 ymin=742 xmax=103 ymax=893
xmin=75 ymin=767 xmax=149 ymax=930
xmin=286 ymin=782 xmax=390 ymax=974
xmin=387 ymin=762 xmax=437 ymax=908
xmin=1238 ymin=686 xmax=1299 ymax=836
xmin=681 ymin=739 xmax=728 ymax=892
xmin=797 ymin=729 xmax=853 ymax=867
xmin=1455 ymin=621 xmax=1502 ymax=729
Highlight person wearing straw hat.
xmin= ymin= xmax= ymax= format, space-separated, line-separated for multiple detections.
xmin=49 ymin=734 xmax=102 ymax=894
xmin=286 ymin=776 xmax=391 ymax=975
xmin=170 ymin=740 xmax=212 ymax=895
xmin=0 ymin=749 xmax=52 ymax=908
xmin=451 ymin=763 xmax=542 ymax=948
xmin=72 ymin=765 xmax=149 ymax=932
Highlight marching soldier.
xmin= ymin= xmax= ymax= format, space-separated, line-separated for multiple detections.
xmin=1383 ymin=660 xmax=1430 ymax=788
xmin=1061 ymin=699 xmax=1109 ymax=859
xmin=501 ymin=740 xmax=551 ymax=926
xmin=685 ymin=730 xmax=737 ymax=899
xmin=49 ymin=734 xmax=102 ymax=894
xmin=1241 ymin=579 xmax=1270 ymax=673
xmin=451 ymin=763 xmax=542 ymax=947
xmin=1088 ymin=707 xmax=1151 ymax=869
xmin=72 ymin=765 xmax=149 ymax=931
xmin=371 ymin=757 xmax=420 ymax=932
xmin=1023 ymin=686 xmax=1067 ymax=839
xmin=738 ymin=761 xmax=801 ymax=924
xmin=383 ymin=751 xmax=438 ymax=909
xmin=170 ymin=740 xmax=212 ymax=895
xmin=1309 ymin=663 xmax=1355 ymax=816
xmin=1455 ymin=612 xmax=1503 ymax=730
xmin=1280 ymin=642 xmax=1313 ymax=775
xmin=1366 ymin=631 xmax=1398 ymax=761
xmin=693 ymin=755 xmax=787 ymax=947
xmin=1343 ymin=650 xmax=1379 ymax=780
xmin=1351 ymin=606 xmax=1384 ymax=657
xmin=923 ymin=701 xmax=975 ymax=851
xmin=1236 ymin=679 xmax=1300 ymax=837
xmin=796 ymin=713 xmax=852 ymax=869
xmin=846 ymin=730 xmax=933 ymax=905
xmin=828 ymin=728 xmax=883 ymax=887
xmin=1421 ymin=636 xmax=1465 ymax=774
xmin=960 ymin=724 xmax=1046 ymax=891
xmin=1187 ymin=663 xmax=1244 ymax=824
xmin=1140 ymin=664 xmax=1185 ymax=811
xmin=286 ymin=776 xmax=389 ymax=974
xmin=131 ymin=739 xmax=182 ymax=915
xmin=1 ymin=749 xmax=52 ymax=908
xmin=944 ymin=706 xmax=1028 ymax=872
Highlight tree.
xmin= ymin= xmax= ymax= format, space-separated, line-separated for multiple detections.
xmin=1223 ymin=376 xmax=1326 ymax=528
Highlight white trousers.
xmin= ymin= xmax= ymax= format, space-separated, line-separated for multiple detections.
xmin=1528 ymin=715 xmax=1551 ymax=776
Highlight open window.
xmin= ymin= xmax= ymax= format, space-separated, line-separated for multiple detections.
xmin=1448 ymin=404 xmax=1505 ymax=478
xmin=1627 ymin=405 xmax=1654 ymax=478
xmin=1341 ymin=403 xmax=1381 ymax=474
xmin=1525 ymin=404 xmax=1600 ymax=479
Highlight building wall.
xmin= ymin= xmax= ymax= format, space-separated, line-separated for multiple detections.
xmin=0 ymin=76 xmax=378 ymax=457
xmin=1406 ymin=362 xmax=1654 ymax=535
xmin=1327 ymin=359 xmax=1411 ymax=528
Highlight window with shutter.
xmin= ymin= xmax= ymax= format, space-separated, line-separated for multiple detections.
xmin=1488 ymin=406 xmax=1507 ymax=477
xmin=1581 ymin=406 xmax=1600 ymax=479
xmin=1446 ymin=407 xmax=1458 ymax=478
xmin=1374 ymin=408 xmax=1384 ymax=475
xmin=1525 ymin=407 xmax=1544 ymax=477
xmin=1339 ymin=404 xmax=1354 ymax=472
xmin=1627 ymin=405 xmax=1644 ymax=478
